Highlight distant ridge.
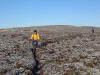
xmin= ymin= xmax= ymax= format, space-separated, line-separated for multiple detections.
xmin=0 ymin=25 xmax=100 ymax=30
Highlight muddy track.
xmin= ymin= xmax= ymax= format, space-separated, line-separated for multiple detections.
xmin=30 ymin=48 xmax=39 ymax=75
xmin=30 ymin=47 xmax=43 ymax=75
xmin=30 ymin=40 xmax=56 ymax=75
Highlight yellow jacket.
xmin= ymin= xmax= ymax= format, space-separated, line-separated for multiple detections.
xmin=30 ymin=33 xmax=40 ymax=40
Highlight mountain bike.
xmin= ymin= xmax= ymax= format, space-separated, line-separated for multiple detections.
xmin=29 ymin=40 xmax=37 ymax=54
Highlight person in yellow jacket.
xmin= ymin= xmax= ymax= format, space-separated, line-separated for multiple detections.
xmin=30 ymin=30 xmax=40 ymax=48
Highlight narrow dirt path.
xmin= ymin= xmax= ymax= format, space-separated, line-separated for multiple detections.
xmin=29 ymin=40 xmax=56 ymax=75
xmin=30 ymin=48 xmax=42 ymax=75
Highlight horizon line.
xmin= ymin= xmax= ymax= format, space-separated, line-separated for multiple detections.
xmin=0 ymin=24 xmax=100 ymax=29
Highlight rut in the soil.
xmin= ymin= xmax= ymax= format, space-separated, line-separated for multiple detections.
xmin=30 ymin=48 xmax=42 ymax=75
xmin=30 ymin=41 xmax=56 ymax=75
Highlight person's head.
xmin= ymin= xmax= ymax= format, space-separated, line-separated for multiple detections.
xmin=34 ymin=30 xmax=37 ymax=34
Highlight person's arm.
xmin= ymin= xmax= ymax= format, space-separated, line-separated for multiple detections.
xmin=37 ymin=34 xmax=40 ymax=41
xmin=30 ymin=34 xmax=34 ymax=41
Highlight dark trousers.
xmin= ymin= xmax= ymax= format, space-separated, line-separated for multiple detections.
xmin=32 ymin=40 xmax=38 ymax=48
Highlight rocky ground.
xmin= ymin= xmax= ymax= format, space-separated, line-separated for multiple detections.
xmin=0 ymin=25 xmax=100 ymax=75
